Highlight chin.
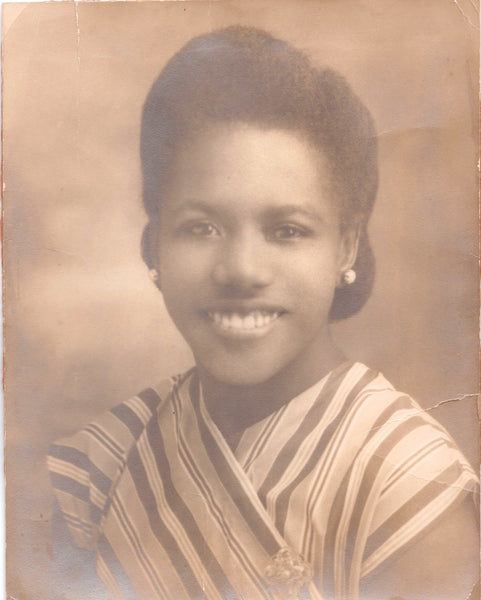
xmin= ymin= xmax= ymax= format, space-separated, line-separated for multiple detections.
xmin=196 ymin=355 xmax=284 ymax=389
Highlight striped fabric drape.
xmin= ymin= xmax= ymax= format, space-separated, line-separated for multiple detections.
xmin=48 ymin=362 xmax=478 ymax=600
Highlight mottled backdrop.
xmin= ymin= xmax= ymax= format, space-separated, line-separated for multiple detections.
xmin=3 ymin=1 xmax=479 ymax=598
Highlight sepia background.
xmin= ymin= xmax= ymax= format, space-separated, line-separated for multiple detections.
xmin=3 ymin=1 xmax=479 ymax=598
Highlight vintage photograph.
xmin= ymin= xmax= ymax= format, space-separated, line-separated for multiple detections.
xmin=3 ymin=1 xmax=480 ymax=599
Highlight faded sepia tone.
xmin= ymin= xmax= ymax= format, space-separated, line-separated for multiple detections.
xmin=3 ymin=1 xmax=479 ymax=599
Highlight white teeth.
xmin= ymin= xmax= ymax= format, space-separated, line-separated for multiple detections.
xmin=244 ymin=315 xmax=255 ymax=329
xmin=207 ymin=310 xmax=280 ymax=331
xmin=231 ymin=314 xmax=242 ymax=329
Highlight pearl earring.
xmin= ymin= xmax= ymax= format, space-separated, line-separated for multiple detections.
xmin=149 ymin=268 xmax=159 ymax=282
xmin=343 ymin=269 xmax=356 ymax=285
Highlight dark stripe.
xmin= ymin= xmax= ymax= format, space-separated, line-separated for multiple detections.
xmin=85 ymin=423 xmax=125 ymax=462
xmin=304 ymin=394 xmax=414 ymax=560
xmin=49 ymin=444 xmax=112 ymax=496
xmin=144 ymin=414 xmax=241 ymax=599
xmin=63 ymin=513 xmax=95 ymax=537
xmin=126 ymin=440 xmax=203 ymax=598
xmin=258 ymin=361 xmax=355 ymax=506
xmin=137 ymin=387 xmax=163 ymax=414
xmin=88 ymin=409 xmax=155 ymax=524
xmin=303 ymin=389 xmax=397 ymax=582
xmin=63 ymin=511 xmax=91 ymax=528
xmin=342 ymin=415 xmax=432 ymax=594
xmin=365 ymin=461 xmax=467 ymax=559
xmin=190 ymin=376 xmax=280 ymax=557
xmin=309 ymin=392 xmax=411 ymax=556
xmin=111 ymin=495 xmax=170 ymax=599
xmin=273 ymin=368 xmax=378 ymax=537
xmin=50 ymin=471 xmax=90 ymax=503
xmin=320 ymin=392 xmax=413 ymax=598
xmin=363 ymin=492 xmax=473 ymax=579
xmin=379 ymin=438 xmax=444 ymax=497
xmin=320 ymin=460 xmax=351 ymax=597
xmin=171 ymin=384 xmax=271 ymax=600
xmin=50 ymin=470 xmax=104 ymax=525
xmin=49 ymin=443 xmax=87 ymax=463
xmin=111 ymin=403 xmax=145 ymax=439
xmin=369 ymin=395 xmax=414 ymax=431
xmin=243 ymin=403 xmax=289 ymax=472
xmin=92 ymin=504 xmax=102 ymax=525
xmin=56 ymin=425 xmax=127 ymax=525
xmin=97 ymin=533 xmax=138 ymax=600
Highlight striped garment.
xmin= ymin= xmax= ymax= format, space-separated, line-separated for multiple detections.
xmin=47 ymin=362 xmax=479 ymax=600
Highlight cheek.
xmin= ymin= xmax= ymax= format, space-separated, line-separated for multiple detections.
xmin=286 ymin=243 xmax=341 ymax=288
xmin=157 ymin=241 xmax=214 ymax=306
xmin=283 ymin=251 xmax=341 ymax=323
xmin=158 ymin=236 xmax=199 ymax=277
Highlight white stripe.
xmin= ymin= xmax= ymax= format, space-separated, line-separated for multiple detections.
xmin=125 ymin=395 xmax=153 ymax=424
xmin=136 ymin=431 xmax=224 ymax=600
xmin=48 ymin=455 xmax=108 ymax=511
xmin=47 ymin=455 xmax=90 ymax=486
xmin=361 ymin=471 xmax=476 ymax=577
xmin=84 ymin=426 xmax=125 ymax=465
xmin=96 ymin=551 xmax=127 ymax=600
xmin=176 ymin=378 xmax=273 ymax=599
xmin=110 ymin=494 xmax=171 ymax=599
xmin=381 ymin=438 xmax=445 ymax=492
xmin=263 ymin=366 xmax=366 ymax=520
xmin=197 ymin=385 xmax=287 ymax=551
xmin=240 ymin=405 xmax=287 ymax=473
xmin=299 ymin=382 xmax=390 ymax=558
xmin=332 ymin=402 xmax=419 ymax=596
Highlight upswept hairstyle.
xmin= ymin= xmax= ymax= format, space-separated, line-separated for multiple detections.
xmin=140 ymin=26 xmax=378 ymax=320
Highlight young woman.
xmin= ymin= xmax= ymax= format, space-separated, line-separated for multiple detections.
xmin=47 ymin=27 xmax=479 ymax=600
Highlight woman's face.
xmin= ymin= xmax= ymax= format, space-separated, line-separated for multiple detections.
xmin=156 ymin=123 xmax=357 ymax=388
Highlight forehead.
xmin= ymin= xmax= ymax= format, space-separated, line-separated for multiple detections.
xmin=163 ymin=122 xmax=337 ymax=215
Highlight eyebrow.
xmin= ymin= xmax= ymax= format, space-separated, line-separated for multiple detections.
xmin=166 ymin=200 xmax=218 ymax=215
xmin=261 ymin=204 xmax=324 ymax=221
xmin=168 ymin=200 xmax=324 ymax=221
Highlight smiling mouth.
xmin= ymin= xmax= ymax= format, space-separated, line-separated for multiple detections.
xmin=206 ymin=310 xmax=281 ymax=332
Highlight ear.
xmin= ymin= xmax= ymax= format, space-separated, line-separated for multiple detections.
xmin=141 ymin=223 xmax=155 ymax=269
xmin=142 ymin=222 xmax=162 ymax=290
xmin=337 ymin=224 xmax=361 ymax=283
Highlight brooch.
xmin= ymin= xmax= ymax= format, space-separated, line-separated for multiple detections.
xmin=265 ymin=547 xmax=313 ymax=599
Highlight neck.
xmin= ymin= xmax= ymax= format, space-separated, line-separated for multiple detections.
xmin=198 ymin=339 xmax=345 ymax=440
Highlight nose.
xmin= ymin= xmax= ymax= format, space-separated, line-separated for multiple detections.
xmin=211 ymin=232 xmax=274 ymax=292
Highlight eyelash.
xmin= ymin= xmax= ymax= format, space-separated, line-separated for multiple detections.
xmin=179 ymin=221 xmax=311 ymax=241
xmin=181 ymin=221 xmax=220 ymax=237
xmin=270 ymin=224 xmax=309 ymax=241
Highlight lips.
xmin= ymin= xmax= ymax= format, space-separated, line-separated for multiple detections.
xmin=206 ymin=309 xmax=281 ymax=331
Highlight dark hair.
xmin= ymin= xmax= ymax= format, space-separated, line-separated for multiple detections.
xmin=140 ymin=26 xmax=378 ymax=320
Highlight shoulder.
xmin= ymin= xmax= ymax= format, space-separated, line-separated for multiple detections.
xmin=46 ymin=370 xmax=193 ymax=550
xmin=48 ymin=374 xmax=180 ymax=478
xmin=344 ymin=364 xmax=479 ymax=582
xmin=346 ymin=364 xmax=471 ymax=457
xmin=360 ymin=492 xmax=480 ymax=599
xmin=346 ymin=364 xmax=478 ymax=497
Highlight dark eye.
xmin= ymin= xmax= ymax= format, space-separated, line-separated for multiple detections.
xmin=271 ymin=224 xmax=307 ymax=240
xmin=185 ymin=222 xmax=220 ymax=237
